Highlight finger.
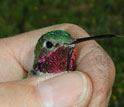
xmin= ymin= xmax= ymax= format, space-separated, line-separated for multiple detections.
xmin=65 ymin=25 xmax=115 ymax=106
xmin=0 ymin=72 xmax=92 ymax=107
xmin=0 ymin=24 xmax=76 ymax=82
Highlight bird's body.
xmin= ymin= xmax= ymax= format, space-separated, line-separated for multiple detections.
xmin=28 ymin=30 xmax=77 ymax=76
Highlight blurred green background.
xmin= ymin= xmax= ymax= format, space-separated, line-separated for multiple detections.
xmin=0 ymin=0 xmax=124 ymax=106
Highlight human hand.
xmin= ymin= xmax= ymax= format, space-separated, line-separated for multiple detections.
xmin=0 ymin=24 xmax=115 ymax=107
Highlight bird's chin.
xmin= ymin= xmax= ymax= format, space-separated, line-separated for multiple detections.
xmin=63 ymin=43 xmax=75 ymax=48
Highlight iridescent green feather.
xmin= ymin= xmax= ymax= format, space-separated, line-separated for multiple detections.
xmin=42 ymin=30 xmax=74 ymax=43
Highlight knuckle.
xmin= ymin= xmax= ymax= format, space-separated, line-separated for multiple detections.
xmin=62 ymin=23 xmax=82 ymax=30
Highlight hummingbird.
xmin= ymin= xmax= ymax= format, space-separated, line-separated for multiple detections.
xmin=27 ymin=30 xmax=120 ymax=77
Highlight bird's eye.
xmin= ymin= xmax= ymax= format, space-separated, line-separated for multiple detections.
xmin=46 ymin=41 xmax=53 ymax=48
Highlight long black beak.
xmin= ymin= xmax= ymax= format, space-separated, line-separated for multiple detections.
xmin=71 ymin=34 xmax=122 ymax=44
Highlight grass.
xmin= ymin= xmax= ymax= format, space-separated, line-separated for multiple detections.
xmin=0 ymin=0 xmax=124 ymax=106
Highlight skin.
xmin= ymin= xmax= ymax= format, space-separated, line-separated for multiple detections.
xmin=0 ymin=24 xmax=115 ymax=107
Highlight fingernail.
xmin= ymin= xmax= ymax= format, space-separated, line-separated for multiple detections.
xmin=37 ymin=72 xmax=89 ymax=107
xmin=74 ymin=72 xmax=92 ymax=106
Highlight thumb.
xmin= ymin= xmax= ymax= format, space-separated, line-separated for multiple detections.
xmin=0 ymin=72 xmax=92 ymax=107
